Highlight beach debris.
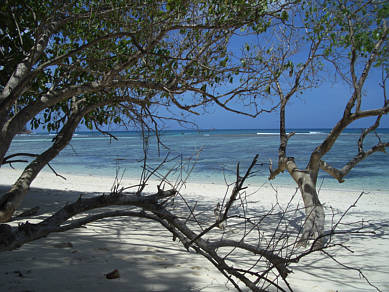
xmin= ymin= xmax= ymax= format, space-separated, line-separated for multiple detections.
xmin=52 ymin=241 xmax=73 ymax=248
xmin=105 ymin=269 xmax=120 ymax=279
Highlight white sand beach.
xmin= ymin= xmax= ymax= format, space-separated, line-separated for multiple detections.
xmin=1 ymin=167 xmax=388 ymax=292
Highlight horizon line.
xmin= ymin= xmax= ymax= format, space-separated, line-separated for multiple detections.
xmin=27 ymin=127 xmax=389 ymax=134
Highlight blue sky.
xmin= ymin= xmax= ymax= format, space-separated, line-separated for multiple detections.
xmin=164 ymin=20 xmax=389 ymax=130
xmin=184 ymin=79 xmax=389 ymax=130
xmin=164 ymin=57 xmax=388 ymax=130
xmin=80 ymin=10 xmax=388 ymax=132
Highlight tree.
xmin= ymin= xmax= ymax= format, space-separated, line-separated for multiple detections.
xmin=241 ymin=0 xmax=388 ymax=245
xmin=0 ymin=1 xmax=387 ymax=290
xmin=0 ymin=0 xmax=293 ymax=222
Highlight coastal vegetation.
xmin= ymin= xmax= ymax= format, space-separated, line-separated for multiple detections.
xmin=0 ymin=0 xmax=388 ymax=291
xmin=1 ymin=0 xmax=281 ymax=222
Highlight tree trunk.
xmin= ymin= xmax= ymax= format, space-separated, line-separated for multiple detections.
xmin=0 ymin=112 xmax=83 ymax=222
xmin=285 ymin=158 xmax=325 ymax=247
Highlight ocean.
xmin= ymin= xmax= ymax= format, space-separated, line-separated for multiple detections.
xmin=6 ymin=128 xmax=389 ymax=192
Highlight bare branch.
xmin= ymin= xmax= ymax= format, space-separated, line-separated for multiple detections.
xmin=92 ymin=121 xmax=118 ymax=141
xmin=2 ymin=153 xmax=38 ymax=165
xmin=268 ymin=132 xmax=295 ymax=180
xmin=321 ymin=250 xmax=382 ymax=292
xmin=1 ymin=153 xmax=382 ymax=291
xmin=47 ymin=163 xmax=66 ymax=180
xmin=320 ymin=141 xmax=389 ymax=182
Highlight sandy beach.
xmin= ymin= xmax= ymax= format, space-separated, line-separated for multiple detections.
xmin=1 ymin=167 xmax=388 ymax=292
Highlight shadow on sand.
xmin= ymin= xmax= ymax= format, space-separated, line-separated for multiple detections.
xmin=1 ymin=184 xmax=388 ymax=292
xmin=0 ymin=185 xmax=228 ymax=292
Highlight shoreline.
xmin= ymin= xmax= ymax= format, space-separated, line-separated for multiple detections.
xmin=2 ymin=166 xmax=388 ymax=195
xmin=9 ymin=128 xmax=389 ymax=194
xmin=2 ymin=167 xmax=388 ymax=216
xmin=1 ymin=167 xmax=389 ymax=291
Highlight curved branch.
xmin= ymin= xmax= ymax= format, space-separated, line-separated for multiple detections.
xmin=58 ymin=210 xmax=160 ymax=232
xmin=210 ymin=240 xmax=293 ymax=276
xmin=320 ymin=141 xmax=389 ymax=183
xmin=268 ymin=133 xmax=295 ymax=180
xmin=310 ymin=24 xmax=388 ymax=167
xmin=0 ymin=189 xmax=176 ymax=251
xmin=2 ymin=153 xmax=38 ymax=165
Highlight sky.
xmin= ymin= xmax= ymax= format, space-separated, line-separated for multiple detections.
xmin=163 ymin=16 xmax=389 ymax=130
xmin=95 ymin=61 xmax=389 ymax=131
xmin=183 ymin=79 xmax=389 ymax=130
xmin=74 ymin=63 xmax=388 ymax=131
xmin=162 ymin=55 xmax=388 ymax=130
xmin=64 ymin=5 xmax=389 ymax=132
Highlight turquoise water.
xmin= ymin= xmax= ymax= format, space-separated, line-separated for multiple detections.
xmin=6 ymin=128 xmax=389 ymax=191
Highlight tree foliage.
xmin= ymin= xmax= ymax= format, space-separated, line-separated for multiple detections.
xmin=0 ymin=0 xmax=388 ymax=290
xmin=0 ymin=0 xmax=293 ymax=222
xmin=0 ymin=0 xmax=283 ymax=134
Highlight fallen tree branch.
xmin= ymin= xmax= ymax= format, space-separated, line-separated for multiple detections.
xmin=0 ymin=188 xmax=177 ymax=252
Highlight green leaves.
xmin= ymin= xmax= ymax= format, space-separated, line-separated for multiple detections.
xmin=281 ymin=10 xmax=289 ymax=22
xmin=0 ymin=0 xmax=45 ymax=87
xmin=301 ymin=0 xmax=388 ymax=65
xmin=219 ymin=57 xmax=229 ymax=67
xmin=377 ymin=3 xmax=389 ymax=19
xmin=4 ymin=0 xmax=280 ymax=135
